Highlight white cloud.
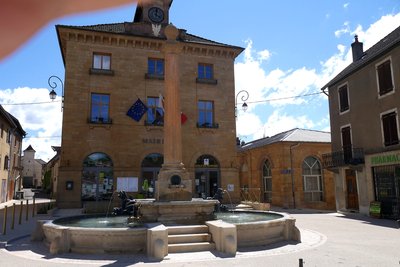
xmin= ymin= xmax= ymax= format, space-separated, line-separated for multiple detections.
xmin=254 ymin=110 xmax=315 ymax=139
xmin=235 ymin=12 xmax=400 ymax=142
xmin=0 ymin=87 xmax=62 ymax=161
xmin=343 ymin=3 xmax=350 ymax=9
xmin=335 ymin=21 xmax=350 ymax=38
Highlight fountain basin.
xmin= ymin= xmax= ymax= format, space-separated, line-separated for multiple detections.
xmin=35 ymin=210 xmax=300 ymax=257
xmin=209 ymin=210 xmax=300 ymax=249
xmin=39 ymin=217 xmax=147 ymax=254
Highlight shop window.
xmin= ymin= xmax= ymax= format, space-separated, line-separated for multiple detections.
xmin=381 ymin=110 xmax=399 ymax=146
xmin=377 ymin=59 xmax=394 ymax=96
xmin=338 ymin=84 xmax=349 ymax=113
xmin=82 ymin=153 xmax=113 ymax=201
xmin=262 ymin=160 xmax=272 ymax=202
xmin=90 ymin=93 xmax=111 ymax=124
xmin=302 ymin=156 xmax=324 ymax=202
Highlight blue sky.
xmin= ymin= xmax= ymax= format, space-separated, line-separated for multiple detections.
xmin=0 ymin=0 xmax=399 ymax=160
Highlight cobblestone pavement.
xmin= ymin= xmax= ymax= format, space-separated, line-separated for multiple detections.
xmin=1 ymin=200 xmax=399 ymax=267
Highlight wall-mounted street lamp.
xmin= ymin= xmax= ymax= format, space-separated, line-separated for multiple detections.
xmin=48 ymin=75 xmax=64 ymax=111
xmin=235 ymin=90 xmax=249 ymax=118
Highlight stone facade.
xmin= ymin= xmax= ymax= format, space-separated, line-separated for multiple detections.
xmin=238 ymin=129 xmax=336 ymax=210
xmin=55 ymin=1 xmax=244 ymax=208
xmin=322 ymin=28 xmax=400 ymax=218
xmin=0 ymin=105 xmax=25 ymax=203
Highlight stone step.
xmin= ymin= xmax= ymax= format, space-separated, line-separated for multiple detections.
xmin=167 ymin=225 xmax=209 ymax=235
xmin=168 ymin=242 xmax=216 ymax=253
xmin=168 ymin=233 xmax=212 ymax=244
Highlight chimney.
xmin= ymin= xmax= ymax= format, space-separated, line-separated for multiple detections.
xmin=351 ymin=35 xmax=364 ymax=62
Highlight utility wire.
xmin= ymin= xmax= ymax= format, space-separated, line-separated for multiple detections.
xmin=0 ymin=100 xmax=61 ymax=106
xmin=244 ymin=91 xmax=325 ymax=105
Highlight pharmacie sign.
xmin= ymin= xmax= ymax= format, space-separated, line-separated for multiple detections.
xmin=371 ymin=153 xmax=400 ymax=165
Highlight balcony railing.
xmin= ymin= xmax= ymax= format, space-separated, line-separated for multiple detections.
xmin=322 ymin=148 xmax=365 ymax=169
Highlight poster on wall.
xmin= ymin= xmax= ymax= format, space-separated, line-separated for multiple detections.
xmin=117 ymin=177 xmax=138 ymax=192
xmin=227 ymin=184 xmax=234 ymax=192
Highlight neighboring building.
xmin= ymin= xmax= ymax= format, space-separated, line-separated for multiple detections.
xmin=0 ymin=105 xmax=25 ymax=203
xmin=55 ymin=0 xmax=243 ymax=208
xmin=238 ymin=128 xmax=335 ymax=210
xmin=21 ymin=145 xmax=45 ymax=188
xmin=321 ymin=26 xmax=400 ymax=218
xmin=43 ymin=146 xmax=61 ymax=198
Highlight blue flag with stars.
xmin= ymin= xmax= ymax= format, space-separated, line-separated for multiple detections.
xmin=127 ymin=98 xmax=148 ymax=122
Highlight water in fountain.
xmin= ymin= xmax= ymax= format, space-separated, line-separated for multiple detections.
xmin=223 ymin=189 xmax=234 ymax=212
xmin=106 ymin=191 xmax=118 ymax=217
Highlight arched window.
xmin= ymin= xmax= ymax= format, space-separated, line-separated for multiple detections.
xmin=262 ymin=160 xmax=272 ymax=202
xmin=82 ymin=152 xmax=113 ymax=201
xmin=302 ymin=156 xmax=323 ymax=202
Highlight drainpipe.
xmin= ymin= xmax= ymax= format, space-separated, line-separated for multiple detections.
xmin=290 ymin=143 xmax=300 ymax=209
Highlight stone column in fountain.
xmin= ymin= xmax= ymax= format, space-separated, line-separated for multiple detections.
xmin=156 ymin=24 xmax=192 ymax=201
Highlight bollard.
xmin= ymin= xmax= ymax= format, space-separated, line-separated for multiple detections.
xmin=11 ymin=203 xmax=16 ymax=230
xmin=32 ymin=197 xmax=35 ymax=217
xmin=299 ymin=258 xmax=305 ymax=267
xmin=19 ymin=201 xmax=23 ymax=225
xmin=2 ymin=206 xmax=7 ymax=235
xmin=25 ymin=199 xmax=29 ymax=221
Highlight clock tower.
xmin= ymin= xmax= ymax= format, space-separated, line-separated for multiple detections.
xmin=134 ymin=0 xmax=173 ymax=25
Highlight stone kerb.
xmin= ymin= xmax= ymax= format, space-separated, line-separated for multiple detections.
xmin=206 ymin=220 xmax=237 ymax=256
xmin=146 ymin=223 xmax=168 ymax=260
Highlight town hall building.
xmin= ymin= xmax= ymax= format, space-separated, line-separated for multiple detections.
xmin=55 ymin=0 xmax=244 ymax=208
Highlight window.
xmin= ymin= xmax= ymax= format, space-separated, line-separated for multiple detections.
xmin=146 ymin=96 xmax=164 ymax=126
xmin=377 ymin=59 xmax=394 ymax=96
xmin=6 ymin=129 xmax=11 ymax=143
xmin=338 ymin=84 xmax=349 ymax=113
xmin=198 ymin=63 xmax=213 ymax=79
xmin=4 ymin=155 xmax=9 ymax=170
xmin=93 ymin=53 xmax=111 ymax=70
xmin=262 ymin=160 xmax=272 ymax=202
xmin=302 ymin=156 xmax=324 ymax=202
xmin=90 ymin=93 xmax=110 ymax=123
xmin=381 ymin=111 xmax=399 ymax=146
xmin=147 ymin=58 xmax=164 ymax=77
xmin=0 ymin=124 xmax=3 ymax=138
xmin=197 ymin=100 xmax=217 ymax=128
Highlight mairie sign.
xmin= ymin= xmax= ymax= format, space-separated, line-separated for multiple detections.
xmin=371 ymin=153 xmax=400 ymax=165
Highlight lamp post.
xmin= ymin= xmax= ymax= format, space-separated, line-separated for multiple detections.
xmin=235 ymin=90 xmax=249 ymax=118
xmin=48 ymin=75 xmax=64 ymax=111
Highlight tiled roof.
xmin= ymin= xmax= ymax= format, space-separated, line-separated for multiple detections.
xmin=321 ymin=25 xmax=400 ymax=90
xmin=239 ymin=128 xmax=331 ymax=151
xmin=58 ymin=23 xmax=243 ymax=50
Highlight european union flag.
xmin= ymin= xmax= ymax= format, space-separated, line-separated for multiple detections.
xmin=127 ymin=98 xmax=148 ymax=122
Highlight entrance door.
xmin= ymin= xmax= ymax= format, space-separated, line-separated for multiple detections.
xmin=141 ymin=169 xmax=159 ymax=197
xmin=195 ymin=170 xmax=220 ymax=198
xmin=346 ymin=169 xmax=359 ymax=210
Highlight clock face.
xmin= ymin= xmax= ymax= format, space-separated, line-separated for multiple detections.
xmin=148 ymin=7 xmax=164 ymax=23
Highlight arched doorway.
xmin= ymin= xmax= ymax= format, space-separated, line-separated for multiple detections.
xmin=195 ymin=155 xmax=220 ymax=198
xmin=81 ymin=152 xmax=113 ymax=201
xmin=141 ymin=153 xmax=163 ymax=198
